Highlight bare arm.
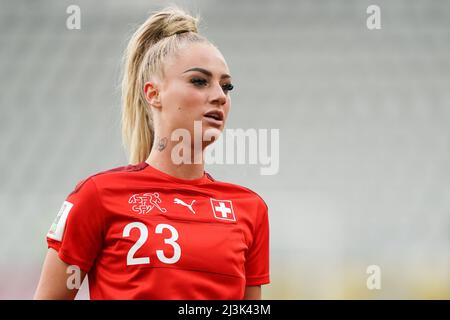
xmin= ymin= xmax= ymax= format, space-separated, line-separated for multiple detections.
xmin=34 ymin=248 xmax=87 ymax=300
xmin=243 ymin=285 xmax=261 ymax=300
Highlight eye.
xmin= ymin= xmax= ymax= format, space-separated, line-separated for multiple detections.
xmin=222 ymin=83 xmax=234 ymax=92
xmin=190 ymin=78 xmax=208 ymax=87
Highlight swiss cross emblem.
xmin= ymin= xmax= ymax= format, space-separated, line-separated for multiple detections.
xmin=210 ymin=198 xmax=236 ymax=221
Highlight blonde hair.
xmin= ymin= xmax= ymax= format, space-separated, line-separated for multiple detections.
xmin=121 ymin=6 xmax=208 ymax=164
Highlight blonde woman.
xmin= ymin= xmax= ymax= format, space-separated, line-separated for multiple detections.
xmin=34 ymin=6 xmax=270 ymax=300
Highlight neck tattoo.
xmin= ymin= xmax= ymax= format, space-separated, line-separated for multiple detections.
xmin=157 ymin=137 xmax=168 ymax=151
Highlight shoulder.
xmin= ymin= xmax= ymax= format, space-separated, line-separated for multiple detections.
xmin=68 ymin=162 xmax=147 ymax=197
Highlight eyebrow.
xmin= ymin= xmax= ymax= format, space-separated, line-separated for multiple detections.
xmin=182 ymin=67 xmax=231 ymax=79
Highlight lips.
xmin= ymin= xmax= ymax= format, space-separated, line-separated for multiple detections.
xmin=203 ymin=110 xmax=224 ymax=122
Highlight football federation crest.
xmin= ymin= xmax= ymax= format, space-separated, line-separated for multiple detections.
xmin=128 ymin=192 xmax=167 ymax=214
xmin=210 ymin=198 xmax=236 ymax=221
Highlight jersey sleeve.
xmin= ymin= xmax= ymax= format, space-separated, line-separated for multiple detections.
xmin=46 ymin=177 xmax=105 ymax=273
xmin=244 ymin=198 xmax=270 ymax=286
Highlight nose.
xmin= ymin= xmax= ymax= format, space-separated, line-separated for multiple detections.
xmin=209 ymin=82 xmax=227 ymax=106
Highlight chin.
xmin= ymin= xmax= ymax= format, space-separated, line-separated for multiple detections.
xmin=202 ymin=126 xmax=223 ymax=145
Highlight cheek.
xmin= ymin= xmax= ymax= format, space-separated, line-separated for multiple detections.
xmin=164 ymin=80 xmax=198 ymax=103
xmin=162 ymin=87 xmax=202 ymax=120
xmin=180 ymin=89 xmax=204 ymax=110
xmin=174 ymin=92 xmax=205 ymax=128
xmin=224 ymin=99 xmax=231 ymax=118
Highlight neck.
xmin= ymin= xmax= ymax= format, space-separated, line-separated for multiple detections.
xmin=145 ymin=135 xmax=206 ymax=180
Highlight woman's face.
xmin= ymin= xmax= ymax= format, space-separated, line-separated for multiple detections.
xmin=145 ymin=42 xmax=232 ymax=147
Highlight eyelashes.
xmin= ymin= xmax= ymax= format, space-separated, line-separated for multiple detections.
xmin=190 ymin=78 xmax=234 ymax=92
xmin=222 ymin=83 xmax=234 ymax=91
xmin=190 ymin=78 xmax=207 ymax=86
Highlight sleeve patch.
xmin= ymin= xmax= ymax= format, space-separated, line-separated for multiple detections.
xmin=47 ymin=201 xmax=74 ymax=241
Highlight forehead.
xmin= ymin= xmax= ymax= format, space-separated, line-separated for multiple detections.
xmin=164 ymin=42 xmax=230 ymax=77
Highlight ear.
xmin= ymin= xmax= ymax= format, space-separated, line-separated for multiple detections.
xmin=144 ymin=82 xmax=162 ymax=108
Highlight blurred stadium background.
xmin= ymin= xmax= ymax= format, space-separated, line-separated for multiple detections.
xmin=0 ymin=0 xmax=449 ymax=299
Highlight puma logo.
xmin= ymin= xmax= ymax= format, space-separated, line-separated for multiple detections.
xmin=174 ymin=198 xmax=196 ymax=214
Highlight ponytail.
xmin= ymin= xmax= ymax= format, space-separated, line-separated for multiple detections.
xmin=121 ymin=6 xmax=206 ymax=164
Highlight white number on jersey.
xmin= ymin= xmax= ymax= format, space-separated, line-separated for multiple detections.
xmin=123 ymin=222 xmax=150 ymax=266
xmin=122 ymin=222 xmax=181 ymax=266
xmin=155 ymin=223 xmax=181 ymax=264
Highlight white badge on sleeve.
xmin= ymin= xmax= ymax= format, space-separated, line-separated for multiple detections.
xmin=47 ymin=201 xmax=74 ymax=241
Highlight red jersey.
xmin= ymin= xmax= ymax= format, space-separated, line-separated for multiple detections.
xmin=46 ymin=161 xmax=270 ymax=299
